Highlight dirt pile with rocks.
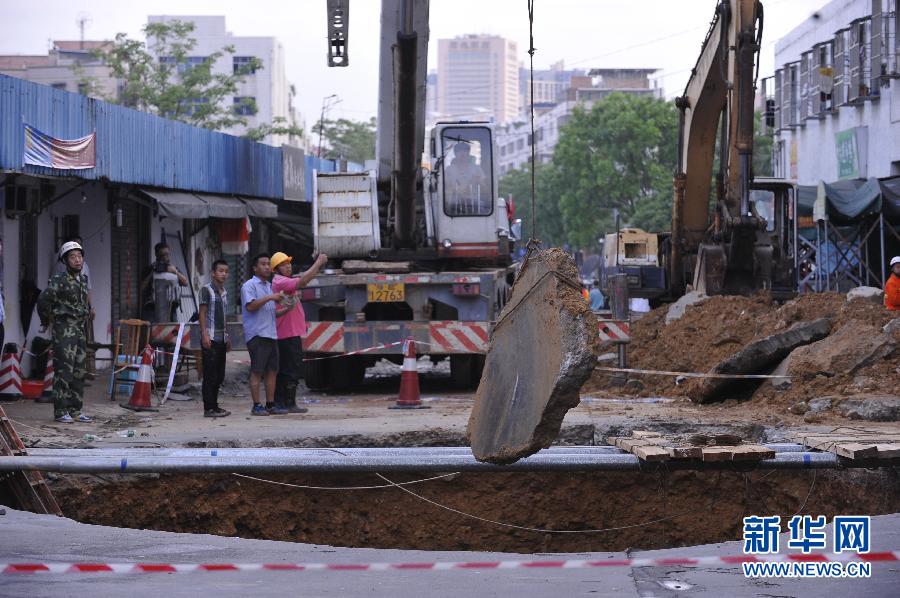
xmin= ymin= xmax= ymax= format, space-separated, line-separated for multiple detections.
xmin=586 ymin=292 xmax=900 ymax=416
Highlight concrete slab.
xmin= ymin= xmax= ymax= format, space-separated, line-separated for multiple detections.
xmin=1 ymin=506 xmax=896 ymax=598
xmin=468 ymin=249 xmax=597 ymax=464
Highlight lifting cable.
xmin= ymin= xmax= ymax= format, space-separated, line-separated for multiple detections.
xmin=527 ymin=0 xmax=537 ymax=243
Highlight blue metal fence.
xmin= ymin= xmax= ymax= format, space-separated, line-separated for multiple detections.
xmin=0 ymin=75 xmax=283 ymax=199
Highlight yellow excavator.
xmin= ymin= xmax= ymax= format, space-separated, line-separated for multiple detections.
xmin=606 ymin=0 xmax=797 ymax=300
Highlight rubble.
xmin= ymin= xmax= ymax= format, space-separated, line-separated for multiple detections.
xmin=837 ymin=394 xmax=900 ymax=421
xmin=847 ymin=286 xmax=884 ymax=304
xmin=665 ymin=291 xmax=708 ymax=324
xmin=687 ymin=319 xmax=831 ymax=403
xmin=585 ymin=290 xmax=900 ymax=419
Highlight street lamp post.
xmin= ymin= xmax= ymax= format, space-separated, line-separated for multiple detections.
xmin=317 ymin=94 xmax=341 ymax=159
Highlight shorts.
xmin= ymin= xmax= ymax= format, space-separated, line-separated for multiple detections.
xmin=247 ymin=336 xmax=279 ymax=374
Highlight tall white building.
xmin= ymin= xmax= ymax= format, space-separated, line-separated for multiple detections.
xmin=148 ymin=15 xmax=299 ymax=147
xmin=771 ymin=0 xmax=900 ymax=182
xmin=436 ymin=35 xmax=519 ymax=123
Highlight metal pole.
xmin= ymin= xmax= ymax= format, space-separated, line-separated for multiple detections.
xmin=880 ymin=213 xmax=886 ymax=288
xmin=0 ymin=451 xmax=848 ymax=474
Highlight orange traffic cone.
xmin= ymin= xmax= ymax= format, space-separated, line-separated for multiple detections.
xmin=390 ymin=337 xmax=430 ymax=410
xmin=37 ymin=350 xmax=54 ymax=404
xmin=0 ymin=343 xmax=23 ymax=402
xmin=121 ymin=345 xmax=158 ymax=412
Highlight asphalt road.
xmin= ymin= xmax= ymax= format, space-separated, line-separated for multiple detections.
xmin=1 ymin=507 xmax=897 ymax=597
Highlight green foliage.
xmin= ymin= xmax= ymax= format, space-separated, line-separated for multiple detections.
xmin=86 ymin=20 xmax=302 ymax=140
xmin=499 ymin=163 xmax=565 ymax=246
xmin=552 ymin=93 xmax=678 ymax=246
xmin=320 ymin=117 xmax=376 ymax=164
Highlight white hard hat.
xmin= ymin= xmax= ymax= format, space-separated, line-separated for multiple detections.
xmin=891 ymin=256 xmax=900 ymax=267
xmin=59 ymin=241 xmax=84 ymax=260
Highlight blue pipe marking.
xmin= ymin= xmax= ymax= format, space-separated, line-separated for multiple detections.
xmin=211 ymin=450 xmax=218 ymax=457
xmin=120 ymin=458 xmax=127 ymax=472
xmin=803 ymin=454 xmax=811 ymax=467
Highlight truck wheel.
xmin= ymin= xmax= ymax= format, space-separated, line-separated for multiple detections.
xmin=304 ymin=354 xmax=331 ymax=391
xmin=450 ymin=355 xmax=479 ymax=389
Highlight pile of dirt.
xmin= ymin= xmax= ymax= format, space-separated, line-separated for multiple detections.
xmin=586 ymin=292 xmax=899 ymax=413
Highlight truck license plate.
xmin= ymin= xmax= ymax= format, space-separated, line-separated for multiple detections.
xmin=367 ymin=283 xmax=405 ymax=302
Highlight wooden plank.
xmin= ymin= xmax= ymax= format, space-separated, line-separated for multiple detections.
xmin=874 ymin=443 xmax=900 ymax=458
xmin=731 ymin=445 xmax=776 ymax=461
xmin=701 ymin=447 xmax=735 ymax=462
xmin=832 ymin=442 xmax=880 ymax=459
xmin=668 ymin=446 xmax=703 ymax=459
xmin=632 ymin=444 xmax=671 ymax=462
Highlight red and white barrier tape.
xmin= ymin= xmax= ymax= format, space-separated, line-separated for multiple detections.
xmin=303 ymin=341 xmax=406 ymax=362
xmin=3 ymin=552 xmax=896 ymax=574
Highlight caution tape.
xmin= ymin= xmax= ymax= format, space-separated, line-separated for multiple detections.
xmin=2 ymin=552 xmax=896 ymax=574
xmin=595 ymin=367 xmax=790 ymax=380
xmin=303 ymin=341 xmax=405 ymax=362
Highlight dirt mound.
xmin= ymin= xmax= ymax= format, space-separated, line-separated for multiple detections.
xmin=586 ymin=292 xmax=899 ymax=411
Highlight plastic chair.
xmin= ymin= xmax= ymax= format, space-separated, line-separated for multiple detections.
xmin=108 ymin=319 xmax=150 ymax=402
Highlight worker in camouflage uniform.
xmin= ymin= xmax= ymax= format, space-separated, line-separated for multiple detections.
xmin=37 ymin=241 xmax=93 ymax=423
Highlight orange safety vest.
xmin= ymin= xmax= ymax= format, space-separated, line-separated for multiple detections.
xmin=885 ymin=274 xmax=900 ymax=310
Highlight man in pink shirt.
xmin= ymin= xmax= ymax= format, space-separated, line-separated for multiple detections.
xmin=270 ymin=251 xmax=328 ymax=413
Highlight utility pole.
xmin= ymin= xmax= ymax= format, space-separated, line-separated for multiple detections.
xmin=317 ymin=94 xmax=341 ymax=158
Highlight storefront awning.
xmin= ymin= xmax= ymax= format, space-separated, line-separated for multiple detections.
xmin=238 ymin=196 xmax=278 ymax=218
xmin=141 ymin=189 xmax=276 ymax=219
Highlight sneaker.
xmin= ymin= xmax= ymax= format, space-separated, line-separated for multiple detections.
xmin=267 ymin=405 xmax=289 ymax=415
xmin=54 ymin=413 xmax=74 ymax=423
xmin=250 ymin=404 xmax=269 ymax=416
xmin=205 ymin=408 xmax=231 ymax=418
xmin=74 ymin=413 xmax=93 ymax=423
xmin=285 ymin=404 xmax=308 ymax=414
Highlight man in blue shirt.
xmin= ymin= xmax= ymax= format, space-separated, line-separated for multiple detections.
xmin=241 ymin=254 xmax=284 ymax=416
xmin=589 ymin=279 xmax=605 ymax=312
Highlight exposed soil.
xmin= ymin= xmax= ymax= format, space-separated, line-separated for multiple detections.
xmin=52 ymin=467 xmax=900 ymax=554
xmin=585 ymin=292 xmax=899 ymax=414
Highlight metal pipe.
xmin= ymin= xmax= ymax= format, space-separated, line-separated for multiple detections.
xmin=0 ymin=451 xmax=846 ymax=474
xmin=25 ymin=444 xmax=808 ymax=458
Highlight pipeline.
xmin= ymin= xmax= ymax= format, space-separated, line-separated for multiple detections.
xmin=0 ymin=448 xmax=855 ymax=475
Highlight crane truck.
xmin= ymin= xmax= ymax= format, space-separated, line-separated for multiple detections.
xmin=301 ymin=0 xmax=517 ymax=390
xmin=601 ymin=0 xmax=798 ymax=302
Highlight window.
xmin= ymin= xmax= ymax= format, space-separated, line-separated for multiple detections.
xmin=160 ymin=55 xmax=207 ymax=75
xmin=77 ymin=82 xmax=88 ymax=95
xmin=178 ymin=97 xmax=209 ymax=117
xmin=440 ymin=126 xmax=494 ymax=217
xmin=51 ymin=82 xmax=67 ymax=90
xmin=233 ymin=96 xmax=256 ymax=116
xmin=233 ymin=56 xmax=257 ymax=75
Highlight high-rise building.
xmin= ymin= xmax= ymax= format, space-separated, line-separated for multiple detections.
xmin=436 ymin=34 xmax=519 ymax=123
xmin=148 ymin=15 xmax=300 ymax=147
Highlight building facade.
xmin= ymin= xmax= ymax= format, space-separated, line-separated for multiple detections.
xmin=0 ymin=41 xmax=118 ymax=100
xmin=496 ymin=68 xmax=662 ymax=176
xmin=147 ymin=15 xmax=297 ymax=147
xmin=771 ymin=0 xmax=900 ymax=183
xmin=436 ymin=34 xmax=519 ymax=123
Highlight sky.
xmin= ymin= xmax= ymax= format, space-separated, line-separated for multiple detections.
xmin=4 ymin=0 xmax=832 ymax=132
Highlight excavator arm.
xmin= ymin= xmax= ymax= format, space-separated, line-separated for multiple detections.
xmin=670 ymin=0 xmax=767 ymax=295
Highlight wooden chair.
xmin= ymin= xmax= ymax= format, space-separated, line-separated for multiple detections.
xmin=108 ymin=319 xmax=150 ymax=402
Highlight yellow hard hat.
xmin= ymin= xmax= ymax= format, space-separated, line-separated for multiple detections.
xmin=270 ymin=251 xmax=292 ymax=270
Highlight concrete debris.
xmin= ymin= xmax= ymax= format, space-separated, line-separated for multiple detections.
xmin=808 ymin=396 xmax=838 ymax=413
xmin=836 ymin=394 xmax=900 ymax=421
xmin=665 ymin=291 xmax=709 ymax=325
xmin=468 ymin=248 xmax=597 ymax=464
xmin=788 ymin=401 xmax=809 ymax=415
xmin=846 ymin=286 xmax=884 ymax=304
xmin=787 ymin=320 xmax=896 ymax=379
xmin=688 ymin=318 xmax=831 ymax=404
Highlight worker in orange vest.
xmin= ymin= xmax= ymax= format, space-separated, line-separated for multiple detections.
xmin=885 ymin=256 xmax=900 ymax=311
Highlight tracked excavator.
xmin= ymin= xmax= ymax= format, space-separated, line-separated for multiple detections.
xmin=605 ymin=0 xmax=797 ymax=300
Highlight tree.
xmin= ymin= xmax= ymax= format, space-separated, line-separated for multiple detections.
xmin=320 ymin=117 xmax=376 ymax=164
xmin=85 ymin=20 xmax=302 ymax=140
xmin=551 ymin=93 xmax=678 ymax=247
xmin=753 ymin=110 xmax=773 ymax=177
xmin=499 ymin=163 xmax=566 ymax=246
